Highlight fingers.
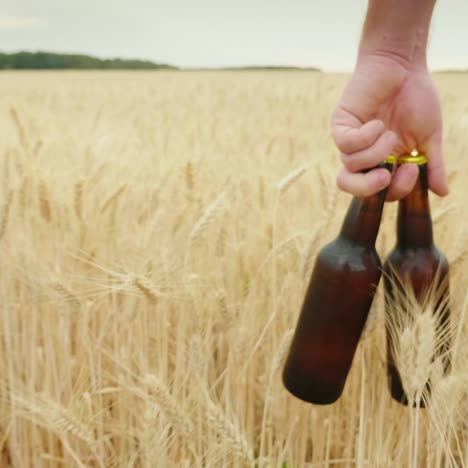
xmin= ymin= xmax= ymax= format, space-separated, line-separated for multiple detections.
xmin=336 ymin=167 xmax=392 ymax=198
xmin=385 ymin=163 xmax=419 ymax=202
xmin=341 ymin=130 xmax=397 ymax=173
xmin=426 ymin=138 xmax=449 ymax=196
xmin=332 ymin=119 xmax=385 ymax=154
xmin=332 ymin=116 xmax=447 ymax=199
xmin=372 ymin=138 xmax=447 ymax=201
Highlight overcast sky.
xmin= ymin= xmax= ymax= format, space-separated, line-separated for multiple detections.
xmin=1 ymin=0 xmax=467 ymax=71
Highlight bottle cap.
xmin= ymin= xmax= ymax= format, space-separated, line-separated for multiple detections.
xmin=398 ymin=154 xmax=428 ymax=165
xmin=397 ymin=149 xmax=428 ymax=165
xmin=384 ymin=154 xmax=397 ymax=164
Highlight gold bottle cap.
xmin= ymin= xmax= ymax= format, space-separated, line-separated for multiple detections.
xmin=384 ymin=154 xmax=397 ymax=164
xmin=397 ymin=149 xmax=428 ymax=165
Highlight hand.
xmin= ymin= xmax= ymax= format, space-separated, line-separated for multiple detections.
xmin=331 ymin=53 xmax=448 ymax=200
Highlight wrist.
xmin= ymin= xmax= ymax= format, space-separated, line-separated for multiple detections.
xmin=358 ymin=0 xmax=435 ymax=70
xmin=358 ymin=30 xmax=429 ymax=71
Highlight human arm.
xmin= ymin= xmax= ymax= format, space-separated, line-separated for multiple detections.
xmin=331 ymin=0 xmax=448 ymax=200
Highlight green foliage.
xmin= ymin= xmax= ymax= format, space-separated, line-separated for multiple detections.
xmin=0 ymin=51 xmax=177 ymax=70
xmin=0 ymin=51 xmax=322 ymax=71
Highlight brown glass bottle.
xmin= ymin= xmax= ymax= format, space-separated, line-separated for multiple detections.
xmin=383 ymin=156 xmax=450 ymax=407
xmin=282 ymin=161 xmax=393 ymax=405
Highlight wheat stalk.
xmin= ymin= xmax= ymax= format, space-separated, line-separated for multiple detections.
xmin=412 ymin=311 xmax=436 ymax=401
xmin=74 ymin=180 xmax=84 ymax=219
xmin=189 ymin=192 xmax=226 ymax=242
xmin=277 ymin=165 xmax=308 ymax=195
xmin=215 ymin=226 xmax=226 ymax=257
xmin=172 ymin=210 xmax=187 ymax=235
xmin=132 ymin=275 xmax=159 ymax=304
xmin=325 ymin=184 xmax=337 ymax=224
xmin=433 ymin=204 xmax=453 ymax=224
xmin=38 ymin=179 xmax=52 ymax=222
xmin=397 ymin=327 xmax=416 ymax=404
xmin=50 ymin=282 xmax=81 ymax=312
xmin=10 ymin=106 xmax=27 ymax=148
xmin=452 ymin=246 xmax=468 ymax=269
xmin=388 ymin=276 xmax=447 ymax=406
xmin=185 ymin=161 xmax=194 ymax=192
xmin=100 ymin=183 xmax=127 ymax=213
xmin=318 ymin=167 xmax=338 ymax=224
xmin=205 ymin=399 xmax=253 ymax=463
xmin=258 ymin=176 xmax=265 ymax=207
xmin=427 ymin=373 xmax=465 ymax=456
xmin=10 ymin=393 xmax=94 ymax=447
xmin=301 ymin=222 xmax=324 ymax=278
xmin=33 ymin=139 xmax=43 ymax=156
xmin=3 ymin=151 xmax=10 ymax=194
xmin=270 ymin=329 xmax=294 ymax=376
xmin=18 ymin=174 xmax=29 ymax=216
xmin=142 ymin=374 xmax=193 ymax=437
xmin=88 ymin=163 xmax=106 ymax=186
xmin=0 ymin=190 xmax=13 ymax=240
xmin=429 ymin=356 xmax=445 ymax=389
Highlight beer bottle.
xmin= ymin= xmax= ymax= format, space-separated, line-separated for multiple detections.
xmin=282 ymin=157 xmax=395 ymax=405
xmin=383 ymin=153 xmax=450 ymax=407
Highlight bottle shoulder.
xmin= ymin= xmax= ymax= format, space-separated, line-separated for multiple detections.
xmin=317 ymin=236 xmax=381 ymax=273
xmin=384 ymin=243 xmax=449 ymax=274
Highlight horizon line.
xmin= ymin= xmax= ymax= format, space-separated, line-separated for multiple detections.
xmin=0 ymin=49 xmax=467 ymax=73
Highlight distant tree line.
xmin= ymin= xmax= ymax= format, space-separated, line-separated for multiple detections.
xmin=0 ymin=51 xmax=323 ymax=71
xmin=0 ymin=51 xmax=177 ymax=70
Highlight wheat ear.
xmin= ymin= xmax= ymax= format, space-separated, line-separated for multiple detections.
xmin=277 ymin=165 xmax=308 ymax=195
xmin=189 ymin=192 xmax=226 ymax=242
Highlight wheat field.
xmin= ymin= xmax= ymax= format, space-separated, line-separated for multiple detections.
xmin=0 ymin=71 xmax=467 ymax=467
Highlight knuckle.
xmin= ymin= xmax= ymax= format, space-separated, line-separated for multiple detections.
xmin=333 ymin=134 xmax=350 ymax=154
xmin=361 ymin=131 xmax=374 ymax=148
xmin=344 ymin=156 xmax=359 ymax=173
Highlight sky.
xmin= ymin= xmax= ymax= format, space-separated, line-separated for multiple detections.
xmin=1 ymin=0 xmax=467 ymax=71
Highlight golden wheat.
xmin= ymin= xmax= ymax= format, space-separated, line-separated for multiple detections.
xmin=100 ymin=183 xmax=127 ymax=214
xmin=73 ymin=179 xmax=84 ymax=220
xmin=189 ymin=192 xmax=226 ymax=242
xmin=140 ymin=374 xmax=194 ymax=438
xmin=277 ymin=164 xmax=308 ymax=195
xmin=50 ymin=281 xmax=81 ymax=313
xmin=132 ymin=275 xmax=159 ymax=304
xmin=38 ymin=178 xmax=51 ymax=222
xmin=0 ymin=190 xmax=13 ymax=240
xmin=0 ymin=70 xmax=466 ymax=467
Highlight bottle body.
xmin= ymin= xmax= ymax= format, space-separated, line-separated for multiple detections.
xmin=283 ymin=237 xmax=381 ymax=404
xmin=282 ymin=163 xmax=390 ymax=404
xmin=383 ymin=158 xmax=451 ymax=407
xmin=383 ymin=246 xmax=450 ymax=406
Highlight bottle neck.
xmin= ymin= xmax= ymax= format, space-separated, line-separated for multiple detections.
xmin=397 ymin=163 xmax=433 ymax=249
xmin=339 ymin=189 xmax=386 ymax=246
